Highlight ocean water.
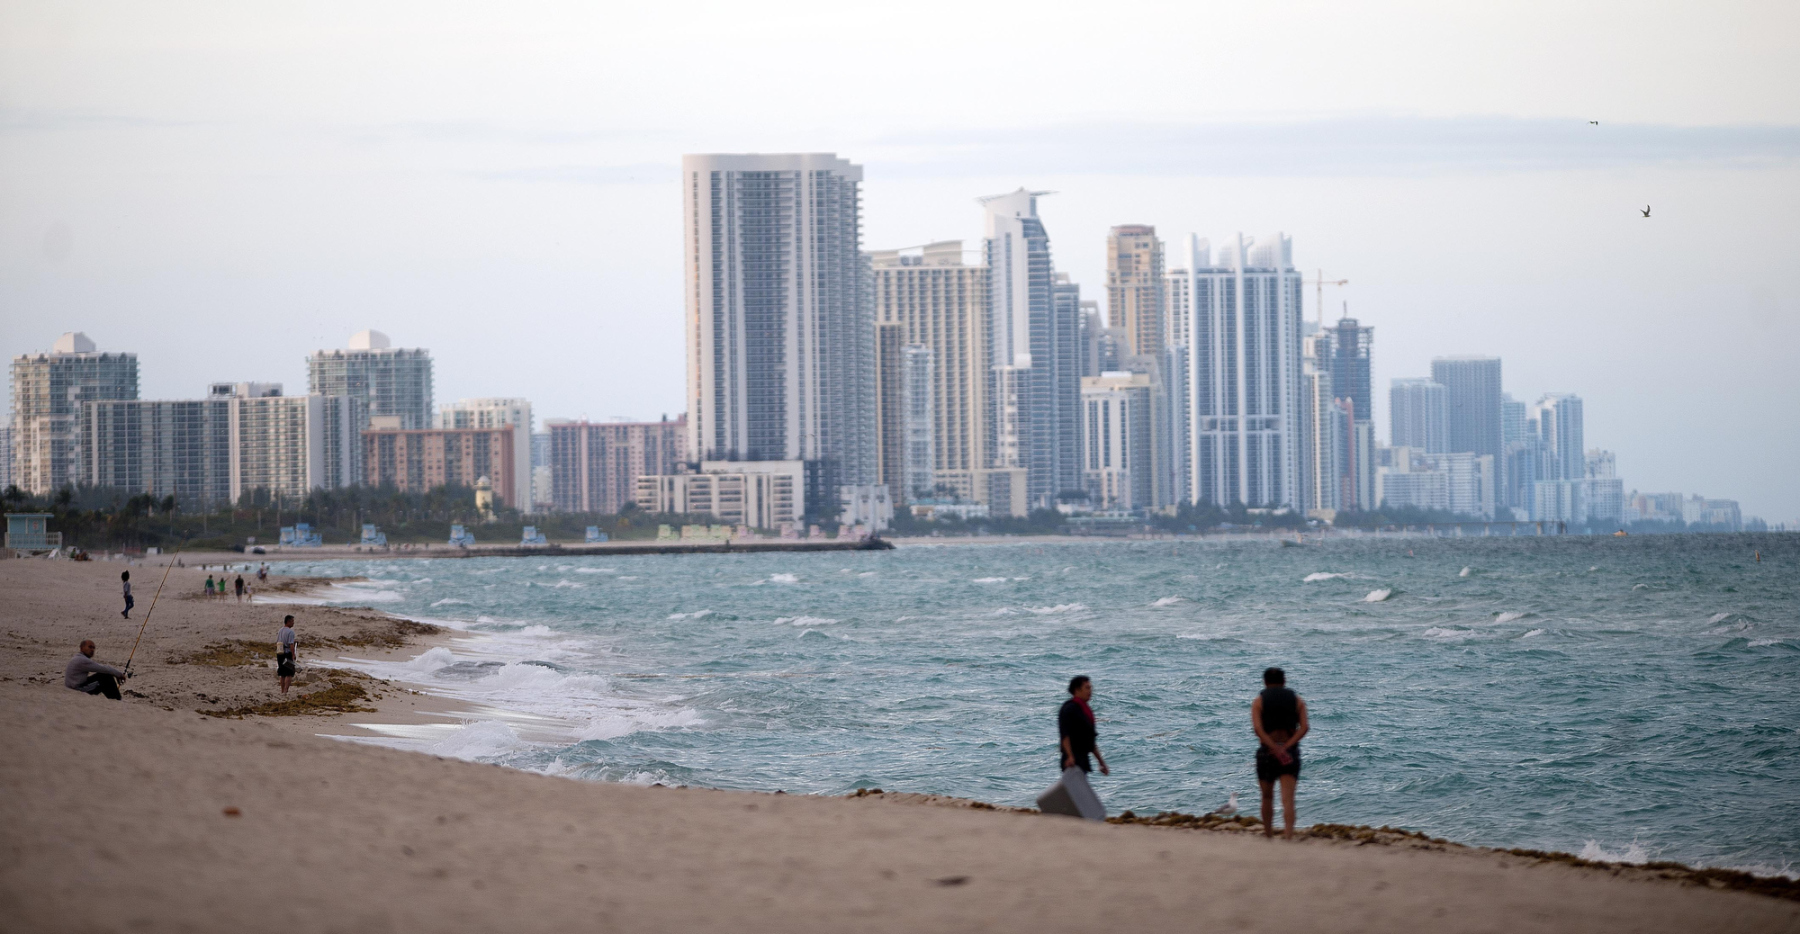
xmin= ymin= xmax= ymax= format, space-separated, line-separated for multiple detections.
xmin=277 ymin=533 xmax=1799 ymax=875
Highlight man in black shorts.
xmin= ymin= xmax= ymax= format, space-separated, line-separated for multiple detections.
xmin=1251 ymin=667 xmax=1308 ymax=839
xmin=275 ymin=616 xmax=298 ymax=694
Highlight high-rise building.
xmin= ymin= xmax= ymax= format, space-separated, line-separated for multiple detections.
xmin=1080 ymin=371 xmax=1157 ymax=510
xmin=439 ymin=398 xmax=533 ymax=514
xmin=1299 ymin=330 xmax=1349 ymax=515
xmin=548 ymin=416 xmax=688 ymax=514
xmin=233 ymin=392 xmax=364 ymax=502
xmin=1164 ymin=265 xmax=1192 ymax=352
xmin=363 ymin=426 xmax=517 ymax=506
xmin=1107 ymin=225 xmax=1166 ymax=358
xmin=10 ymin=332 xmax=140 ymax=496
xmin=307 ymin=330 xmax=434 ymax=430
xmin=868 ymin=240 xmax=1018 ymax=510
xmin=981 ymin=189 xmax=1079 ymax=509
xmin=900 ymin=346 xmax=935 ymax=502
xmin=1533 ymin=393 xmax=1585 ymax=482
xmin=874 ymin=322 xmax=909 ymax=500
xmin=1431 ymin=356 xmax=1503 ymax=462
xmin=79 ymin=383 xmax=362 ymax=509
xmin=1322 ymin=318 xmax=1374 ymax=425
xmin=0 ymin=426 xmax=12 ymax=491
xmin=682 ymin=153 xmax=876 ymax=517
xmin=1389 ymin=378 xmax=1448 ymax=453
xmin=1167 ymin=234 xmax=1303 ymax=508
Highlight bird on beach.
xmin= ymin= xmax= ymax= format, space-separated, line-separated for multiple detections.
xmin=1210 ymin=792 xmax=1240 ymax=817
xmin=1641 ymin=205 xmax=1651 ymax=217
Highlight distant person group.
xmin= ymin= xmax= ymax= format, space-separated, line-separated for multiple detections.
xmin=1056 ymin=667 xmax=1309 ymax=838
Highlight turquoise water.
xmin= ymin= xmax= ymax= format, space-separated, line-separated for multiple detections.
xmin=281 ymin=533 xmax=1799 ymax=874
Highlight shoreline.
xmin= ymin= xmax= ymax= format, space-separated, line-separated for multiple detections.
xmin=4 ymin=560 xmax=1797 ymax=931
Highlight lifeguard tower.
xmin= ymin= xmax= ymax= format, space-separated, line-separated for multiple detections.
xmin=520 ymin=526 xmax=548 ymax=546
xmin=448 ymin=524 xmax=476 ymax=547
xmin=4 ymin=514 xmax=60 ymax=555
xmin=291 ymin=523 xmax=323 ymax=547
xmin=584 ymin=526 xmax=608 ymax=544
xmin=360 ymin=524 xmax=387 ymax=547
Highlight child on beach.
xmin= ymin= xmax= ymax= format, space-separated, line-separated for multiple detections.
xmin=121 ymin=571 xmax=133 ymax=619
xmin=275 ymin=615 xmax=298 ymax=694
xmin=204 ymin=576 xmax=215 ymax=596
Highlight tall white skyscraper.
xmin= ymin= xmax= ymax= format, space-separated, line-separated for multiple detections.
xmin=1168 ymin=234 xmax=1304 ymax=507
xmin=682 ymin=153 xmax=877 ymax=517
xmin=1389 ymin=378 xmax=1448 ymax=453
xmin=980 ymin=189 xmax=1079 ymax=508
xmin=1533 ymin=393 xmax=1585 ymax=480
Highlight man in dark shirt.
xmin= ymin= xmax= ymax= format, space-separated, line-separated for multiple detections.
xmin=1058 ymin=675 xmax=1109 ymax=775
xmin=1252 ymin=666 xmax=1309 ymax=839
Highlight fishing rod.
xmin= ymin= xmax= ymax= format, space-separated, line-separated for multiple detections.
xmin=123 ymin=548 xmax=181 ymax=677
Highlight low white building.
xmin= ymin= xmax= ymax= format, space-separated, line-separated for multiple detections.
xmin=634 ymin=460 xmax=803 ymax=529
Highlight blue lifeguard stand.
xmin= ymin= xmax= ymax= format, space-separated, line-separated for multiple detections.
xmin=292 ymin=523 xmax=323 ymax=547
xmin=585 ymin=526 xmax=608 ymax=544
xmin=448 ymin=524 xmax=476 ymax=547
xmin=520 ymin=526 xmax=548 ymax=546
xmin=4 ymin=513 xmax=60 ymax=553
xmin=360 ymin=524 xmax=387 ymax=547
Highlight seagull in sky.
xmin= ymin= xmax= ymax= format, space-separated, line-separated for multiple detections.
xmin=1641 ymin=205 xmax=1651 ymax=217
xmin=1590 ymin=120 xmax=1600 ymax=125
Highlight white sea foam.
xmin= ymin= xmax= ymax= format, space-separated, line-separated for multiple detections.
xmin=991 ymin=608 xmax=1020 ymax=616
xmin=668 ymin=610 xmax=715 ymax=620
xmin=1521 ymin=628 xmax=1547 ymax=638
xmin=1362 ymin=588 xmax=1394 ymax=603
xmin=545 ymin=579 xmax=587 ymax=589
xmin=576 ymin=707 xmax=703 ymax=742
xmin=515 ymin=624 xmax=556 ymax=637
xmin=1026 ymin=603 xmax=1086 ymax=615
xmin=972 ymin=577 xmax=1007 ymax=583
xmin=476 ymin=615 xmax=502 ymax=624
xmin=1749 ymin=639 xmax=1782 ymax=648
xmin=1150 ymin=596 xmax=1185 ymax=607
xmin=428 ymin=720 xmax=526 ymax=760
xmin=1421 ymin=626 xmax=1476 ymax=641
xmin=1633 ymin=583 xmax=1649 ymax=590
xmin=1579 ymin=840 xmax=1650 ymax=865
xmin=774 ymin=616 xmax=838 ymax=626
xmin=328 ymin=584 xmax=402 ymax=603
xmin=1495 ymin=611 xmax=1528 ymax=624
xmin=574 ymin=567 xmax=617 ymax=574
xmin=1459 ymin=566 xmax=1472 ymax=577
xmin=1707 ymin=612 xmax=1732 ymax=625
xmin=431 ymin=598 xmax=470 ymax=607
xmin=1304 ymin=572 xmax=1348 ymax=582
xmin=401 ymin=646 xmax=459 ymax=673
xmin=769 ymin=573 xmax=800 ymax=584
xmin=859 ymin=571 xmax=876 ymax=578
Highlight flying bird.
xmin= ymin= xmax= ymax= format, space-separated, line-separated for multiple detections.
xmin=1590 ymin=120 xmax=1599 ymax=125
xmin=1641 ymin=205 xmax=1651 ymax=217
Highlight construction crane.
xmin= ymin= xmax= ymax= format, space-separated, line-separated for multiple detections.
xmin=1307 ymin=271 xmax=1348 ymax=327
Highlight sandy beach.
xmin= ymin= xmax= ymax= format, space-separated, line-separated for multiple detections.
xmin=1 ymin=557 xmax=1795 ymax=933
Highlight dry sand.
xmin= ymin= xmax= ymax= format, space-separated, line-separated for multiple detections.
xmin=1 ymin=557 xmax=1795 ymax=933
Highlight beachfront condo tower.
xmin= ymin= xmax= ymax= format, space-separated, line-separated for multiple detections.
xmin=547 ymin=416 xmax=687 ymax=514
xmin=681 ymin=153 xmax=878 ymax=520
xmin=9 ymin=332 xmax=139 ymax=496
xmin=1390 ymin=377 xmax=1449 ymax=454
xmin=1166 ymin=235 xmax=1304 ymax=509
xmin=1106 ymin=225 xmax=1166 ymax=359
xmin=439 ymin=398 xmax=534 ymax=514
xmin=307 ymin=330 xmax=435 ymax=431
xmin=980 ymin=189 xmax=1079 ymax=510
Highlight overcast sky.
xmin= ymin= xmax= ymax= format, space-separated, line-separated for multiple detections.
xmin=3 ymin=0 xmax=1797 ymax=519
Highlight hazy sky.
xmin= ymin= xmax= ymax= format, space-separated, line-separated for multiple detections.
xmin=4 ymin=0 xmax=1797 ymax=519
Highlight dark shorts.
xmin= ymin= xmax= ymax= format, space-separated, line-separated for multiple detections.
xmin=277 ymin=653 xmax=295 ymax=677
xmin=1256 ymin=746 xmax=1301 ymax=783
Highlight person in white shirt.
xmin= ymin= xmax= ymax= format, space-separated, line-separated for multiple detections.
xmin=275 ymin=616 xmax=298 ymax=694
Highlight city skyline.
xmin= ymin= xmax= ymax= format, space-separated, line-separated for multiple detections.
xmin=3 ymin=2 xmax=1796 ymax=518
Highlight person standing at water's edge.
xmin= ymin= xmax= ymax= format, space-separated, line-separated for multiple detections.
xmin=275 ymin=616 xmax=298 ymax=694
xmin=1059 ymin=676 xmax=1109 ymax=775
xmin=1252 ymin=667 xmax=1308 ymax=839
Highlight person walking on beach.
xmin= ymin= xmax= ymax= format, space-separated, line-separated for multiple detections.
xmin=275 ymin=616 xmax=298 ymax=693
xmin=121 ymin=571 xmax=133 ymax=619
xmin=66 ymin=640 xmax=127 ymax=700
xmin=1059 ymin=676 xmax=1110 ymax=777
xmin=258 ymin=563 xmax=268 ymax=584
xmin=1252 ymin=667 xmax=1309 ymax=839
xmin=204 ymin=575 xmax=215 ymax=597
xmin=234 ymin=574 xmax=246 ymax=603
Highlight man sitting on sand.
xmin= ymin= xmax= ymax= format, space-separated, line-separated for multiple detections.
xmin=276 ymin=616 xmax=298 ymax=694
xmin=1252 ymin=667 xmax=1308 ymax=839
xmin=66 ymin=640 xmax=127 ymax=701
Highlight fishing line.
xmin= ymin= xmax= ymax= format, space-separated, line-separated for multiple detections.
xmin=123 ymin=548 xmax=180 ymax=676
